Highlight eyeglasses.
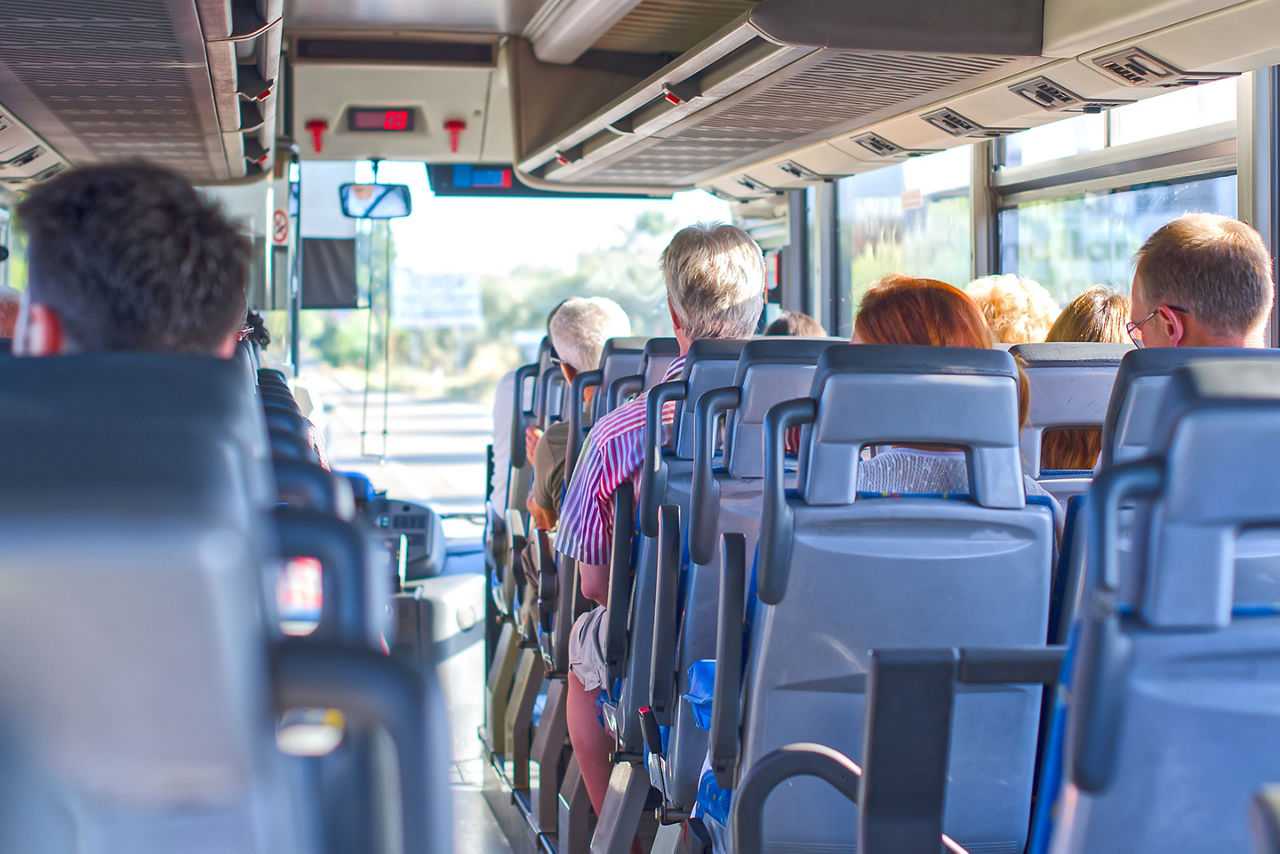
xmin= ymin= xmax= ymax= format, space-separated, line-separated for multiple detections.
xmin=1126 ymin=304 xmax=1188 ymax=348
xmin=237 ymin=323 xmax=254 ymax=342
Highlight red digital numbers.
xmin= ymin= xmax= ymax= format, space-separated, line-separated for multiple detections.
xmin=383 ymin=110 xmax=409 ymax=131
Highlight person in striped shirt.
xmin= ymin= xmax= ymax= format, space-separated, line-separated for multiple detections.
xmin=557 ymin=223 xmax=766 ymax=829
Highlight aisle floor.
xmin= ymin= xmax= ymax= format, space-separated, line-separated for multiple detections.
xmin=453 ymin=758 xmax=512 ymax=853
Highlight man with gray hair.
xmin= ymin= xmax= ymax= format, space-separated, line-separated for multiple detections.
xmin=555 ymin=222 xmax=765 ymax=829
xmin=525 ymin=296 xmax=632 ymax=531
xmin=1127 ymin=213 xmax=1274 ymax=348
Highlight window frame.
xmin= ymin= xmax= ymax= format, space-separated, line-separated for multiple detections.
xmin=800 ymin=70 xmax=1278 ymax=339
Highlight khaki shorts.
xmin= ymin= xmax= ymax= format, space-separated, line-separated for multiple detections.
xmin=568 ymin=605 xmax=609 ymax=692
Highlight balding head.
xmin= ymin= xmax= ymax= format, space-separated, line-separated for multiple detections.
xmin=1131 ymin=214 xmax=1273 ymax=346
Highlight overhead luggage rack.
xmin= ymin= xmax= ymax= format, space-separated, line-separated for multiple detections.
xmin=513 ymin=0 xmax=1048 ymax=190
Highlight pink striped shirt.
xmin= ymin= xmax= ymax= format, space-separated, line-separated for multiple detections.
xmin=555 ymin=355 xmax=686 ymax=566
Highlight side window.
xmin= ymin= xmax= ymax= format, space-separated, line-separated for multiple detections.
xmin=998 ymin=175 xmax=1236 ymax=302
xmin=994 ymin=77 xmax=1239 ymax=301
xmin=836 ymin=145 xmax=973 ymax=305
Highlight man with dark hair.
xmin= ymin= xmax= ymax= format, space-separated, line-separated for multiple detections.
xmin=764 ymin=310 xmax=825 ymax=337
xmin=14 ymin=161 xmax=250 ymax=357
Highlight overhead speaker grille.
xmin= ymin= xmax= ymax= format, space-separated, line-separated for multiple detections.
xmin=0 ymin=0 xmax=234 ymax=182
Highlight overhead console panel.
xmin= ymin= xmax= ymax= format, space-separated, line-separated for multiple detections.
xmin=512 ymin=0 xmax=1280 ymax=198
xmin=512 ymin=0 xmax=1049 ymax=191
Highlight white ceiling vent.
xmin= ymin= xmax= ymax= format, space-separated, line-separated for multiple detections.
xmin=920 ymin=107 xmax=1019 ymax=138
xmin=1008 ymin=76 xmax=1135 ymax=113
xmin=1092 ymin=47 xmax=1235 ymax=89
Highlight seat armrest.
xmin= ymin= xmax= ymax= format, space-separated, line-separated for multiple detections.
xmin=730 ymin=743 xmax=862 ymax=854
xmin=689 ymin=386 xmax=741 ymax=566
xmin=641 ymin=381 xmax=688 ymax=537
xmin=273 ymin=640 xmax=450 ymax=854
xmin=648 ymin=504 xmax=682 ymax=724
xmin=709 ymin=532 xmax=747 ymax=789
xmin=757 ymin=398 xmax=816 ymax=605
xmin=604 ymin=482 xmax=636 ymax=684
xmin=567 ymin=369 xmax=603 ymax=483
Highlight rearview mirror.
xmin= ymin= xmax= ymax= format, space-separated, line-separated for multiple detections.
xmin=339 ymin=183 xmax=412 ymax=219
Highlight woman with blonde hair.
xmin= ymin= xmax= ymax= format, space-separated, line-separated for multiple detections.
xmin=965 ymin=273 xmax=1059 ymax=344
xmin=1045 ymin=285 xmax=1130 ymax=343
xmin=1040 ymin=285 xmax=1131 ymax=470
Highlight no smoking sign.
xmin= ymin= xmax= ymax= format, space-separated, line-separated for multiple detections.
xmin=272 ymin=209 xmax=290 ymax=245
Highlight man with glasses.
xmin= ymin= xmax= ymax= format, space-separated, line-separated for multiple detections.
xmin=1127 ymin=213 xmax=1273 ymax=349
xmin=525 ymin=296 xmax=631 ymax=532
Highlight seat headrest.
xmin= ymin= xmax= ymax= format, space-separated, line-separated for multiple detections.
xmin=673 ymin=338 xmax=750 ymax=458
xmin=1101 ymin=347 xmax=1280 ymax=467
xmin=1135 ymin=360 xmax=1280 ymax=628
xmin=642 ymin=337 xmax=680 ymax=389
xmin=599 ymin=336 xmax=648 ymax=363
xmin=0 ymin=354 xmax=272 ymax=504
xmin=726 ymin=338 xmax=835 ymax=478
xmin=1009 ymin=342 xmax=1132 ymax=368
xmin=1010 ymin=342 xmax=1129 ymax=472
xmin=644 ymin=337 xmax=680 ymax=358
xmin=593 ymin=337 xmax=648 ymax=420
xmin=803 ymin=345 xmax=1024 ymax=508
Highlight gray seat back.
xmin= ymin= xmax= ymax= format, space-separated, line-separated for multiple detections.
xmin=1098 ymin=347 xmax=1280 ymax=608
xmin=1057 ymin=359 xmax=1280 ymax=854
xmin=591 ymin=336 xmax=647 ymax=422
xmin=1100 ymin=347 xmax=1280 ymax=467
xmin=656 ymin=337 xmax=834 ymax=809
xmin=734 ymin=344 xmax=1052 ymax=853
xmin=1010 ymin=342 xmax=1128 ymax=501
xmin=642 ymin=337 xmax=680 ymax=389
xmin=604 ymin=338 xmax=747 ymax=752
xmin=671 ymin=339 xmax=750 ymax=459
xmin=0 ymin=421 xmax=305 ymax=853
xmin=0 ymin=354 xmax=273 ymax=505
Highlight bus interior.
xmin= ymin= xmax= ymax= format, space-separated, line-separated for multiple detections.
xmin=1 ymin=0 xmax=1280 ymax=852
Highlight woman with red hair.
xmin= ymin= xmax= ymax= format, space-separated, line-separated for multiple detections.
xmin=851 ymin=275 xmax=1061 ymax=527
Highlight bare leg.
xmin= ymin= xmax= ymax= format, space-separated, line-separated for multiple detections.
xmin=567 ymin=672 xmax=613 ymax=815
xmin=566 ymin=675 xmax=645 ymax=854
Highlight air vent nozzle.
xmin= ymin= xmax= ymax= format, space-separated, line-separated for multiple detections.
xmin=1092 ymin=47 xmax=1235 ymax=89
xmin=1010 ymin=76 xmax=1136 ymax=114
xmin=1 ymin=146 xmax=44 ymax=169
xmin=852 ymin=132 xmax=903 ymax=157
xmin=779 ymin=161 xmax=819 ymax=180
xmin=921 ymin=107 xmax=1017 ymax=139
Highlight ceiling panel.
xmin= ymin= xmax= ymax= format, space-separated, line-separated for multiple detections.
xmin=0 ymin=0 xmax=231 ymax=184
xmin=285 ymin=0 xmax=545 ymax=35
xmin=593 ymin=0 xmax=759 ymax=54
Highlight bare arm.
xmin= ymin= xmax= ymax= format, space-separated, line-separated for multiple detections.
xmin=526 ymin=492 xmax=557 ymax=531
xmin=579 ymin=562 xmax=609 ymax=607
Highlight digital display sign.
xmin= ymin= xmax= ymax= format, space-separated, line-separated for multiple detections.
xmin=345 ymin=107 xmax=415 ymax=133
